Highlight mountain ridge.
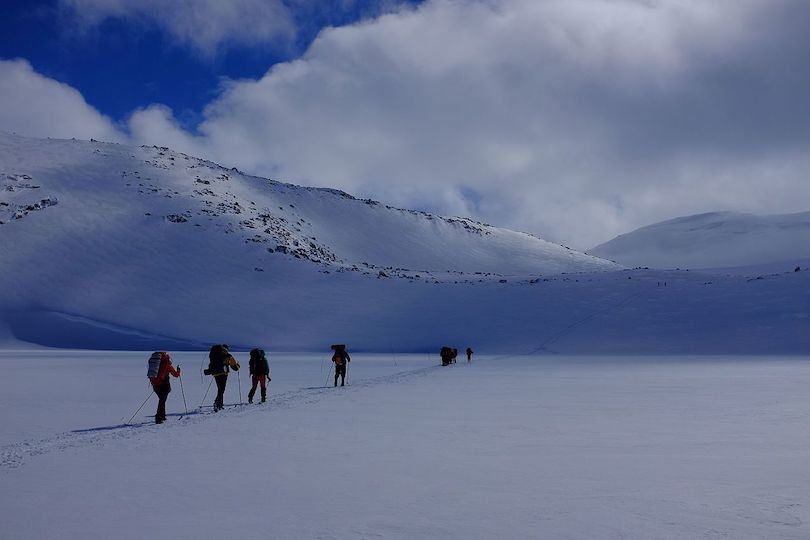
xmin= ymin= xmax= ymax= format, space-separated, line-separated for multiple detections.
xmin=590 ymin=210 xmax=810 ymax=269
xmin=1 ymin=133 xmax=807 ymax=353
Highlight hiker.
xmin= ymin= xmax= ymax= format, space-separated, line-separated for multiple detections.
xmin=440 ymin=347 xmax=453 ymax=366
xmin=206 ymin=344 xmax=240 ymax=411
xmin=331 ymin=344 xmax=351 ymax=387
xmin=248 ymin=348 xmax=271 ymax=403
xmin=466 ymin=347 xmax=473 ymax=362
xmin=148 ymin=351 xmax=181 ymax=424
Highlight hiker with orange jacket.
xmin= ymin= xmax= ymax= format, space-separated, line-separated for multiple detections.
xmin=332 ymin=345 xmax=351 ymax=387
xmin=206 ymin=344 xmax=240 ymax=411
xmin=148 ymin=352 xmax=181 ymax=424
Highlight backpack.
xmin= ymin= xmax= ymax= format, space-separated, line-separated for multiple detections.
xmin=208 ymin=344 xmax=225 ymax=374
xmin=147 ymin=351 xmax=163 ymax=381
xmin=249 ymin=348 xmax=268 ymax=375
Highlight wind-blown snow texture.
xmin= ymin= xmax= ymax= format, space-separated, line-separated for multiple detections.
xmin=1 ymin=133 xmax=808 ymax=353
xmin=590 ymin=211 xmax=810 ymax=269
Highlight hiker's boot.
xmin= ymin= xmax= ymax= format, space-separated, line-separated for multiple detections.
xmin=261 ymin=389 xmax=266 ymax=402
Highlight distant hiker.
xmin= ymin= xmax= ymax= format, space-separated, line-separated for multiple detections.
xmin=466 ymin=347 xmax=473 ymax=362
xmin=205 ymin=344 xmax=240 ymax=411
xmin=147 ymin=351 xmax=180 ymax=424
xmin=440 ymin=347 xmax=453 ymax=366
xmin=331 ymin=344 xmax=351 ymax=387
xmin=248 ymin=348 xmax=271 ymax=403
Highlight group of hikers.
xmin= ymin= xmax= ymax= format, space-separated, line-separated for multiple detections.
xmin=440 ymin=346 xmax=474 ymax=366
xmin=147 ymin=344 xmax=273 ymax=423
xmin=145 ymin=343 xmax=474 ymax=424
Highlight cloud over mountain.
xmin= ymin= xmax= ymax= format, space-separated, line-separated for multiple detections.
xmin=3 ymin=0 xmax=810 ymax=248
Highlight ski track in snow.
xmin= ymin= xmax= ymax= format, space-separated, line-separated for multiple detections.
xmin=0 ymin=363 xmax=440 ymax=470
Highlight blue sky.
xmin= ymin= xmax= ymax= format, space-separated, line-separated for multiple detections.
xmin=0 ymin=0 xmax=423 ymax=126
xmin=1 ymin=0 xmax=809 ymax=248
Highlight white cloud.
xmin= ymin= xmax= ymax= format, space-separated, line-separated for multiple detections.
xmin=0 ymin=59 xmax=124 ymax=142
xmin=6 ymin=0 xmax=810 ymax=248
xmin=61 ymin=0 xmax=297 ymax=56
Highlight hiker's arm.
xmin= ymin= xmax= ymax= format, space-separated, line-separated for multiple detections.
xmin=168 ymin=361 xmax=180 ymax=377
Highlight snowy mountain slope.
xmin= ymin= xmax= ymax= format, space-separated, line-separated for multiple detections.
xmin=0 ymin=132 xmax=613 ymax=275
xmin=1 ymin=133 xmax=808 ymax=353
xmin=590 ymin=211 xmax=810 ymax=269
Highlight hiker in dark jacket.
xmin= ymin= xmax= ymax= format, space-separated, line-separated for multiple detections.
xmin=466 ymin=347 xmax=473 ymax=362
xmin=149 ymin=352 xmax=181 ymax=424
xmin=247 ymin=348 xmax=271 ymax=403
xmin=440 ymin=347 xmax=453 ymax=366
xmin=332 ymin=346 xmax=351 ymax=387
xmin=207 ymin=344 xmax=239 ymax=411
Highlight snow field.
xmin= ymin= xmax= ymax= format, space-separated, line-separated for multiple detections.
xmin=2 ymin=353 xmax=810 ymax=539
xmin=0 ymin=350 xmax=437 ymax=446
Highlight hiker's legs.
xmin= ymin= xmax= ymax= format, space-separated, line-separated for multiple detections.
xmin=338 ymin=365 xmax=346 ymax=386
xmin=248 ymin=375 xmax=260 ymax=403
xmin=260 ymin=376 xmax=267 ymax=402
xmin=214 ymin=376 xmax=227 ymax=409
xmin=155 ymin=383 xmax=170 ymax=423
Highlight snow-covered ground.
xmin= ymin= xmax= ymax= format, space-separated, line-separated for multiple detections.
xmin=2 ymin=351 xmax=809 ymax=539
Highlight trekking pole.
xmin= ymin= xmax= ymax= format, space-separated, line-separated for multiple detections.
xmin=237 ymin=367 xmax=243 ymax=406
xmin=178 ymin=365 xmax=189 ymax=415
xmin=200 ymin=377 xmax=213 ymax=408
xmin=126 ymin=390 xmax=153 ymax=425
xmin=325 ymin=362 xmax=333 ymax=387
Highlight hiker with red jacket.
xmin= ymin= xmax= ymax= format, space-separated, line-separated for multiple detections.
xmin=247 ymin=348 xmax=271 ymax=403
xmin=332 ymin=345 xmax=351 ymax=387
xmin=148 ymin=351 xmax=181 ymax=424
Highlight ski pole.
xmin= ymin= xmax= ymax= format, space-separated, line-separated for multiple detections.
xmin=126 ymin=390 xmax=153 ymax=425
xmin=237 ymin=366 xmax=243 ymax=406
xmin=178 ymin=366 xmax=188 ymax=415
xmin=325 ymin=363 xmax=333 ymax=387
xmin=200 ymin=377 xmax=213 ymax=408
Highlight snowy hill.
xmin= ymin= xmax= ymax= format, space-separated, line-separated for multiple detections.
xmin=590 ymin=211 xmax=810 ymax=269
xmin=1 ymin=133 xmax=808 ymax=353
xmin=0 ymin=133 xmax=619 ymax=349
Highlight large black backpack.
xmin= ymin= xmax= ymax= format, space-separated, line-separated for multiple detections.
xmin=207 ymin=344 xmax=226 ymax=374
xmin=249 ymin=348 xmax=268 ymax=375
